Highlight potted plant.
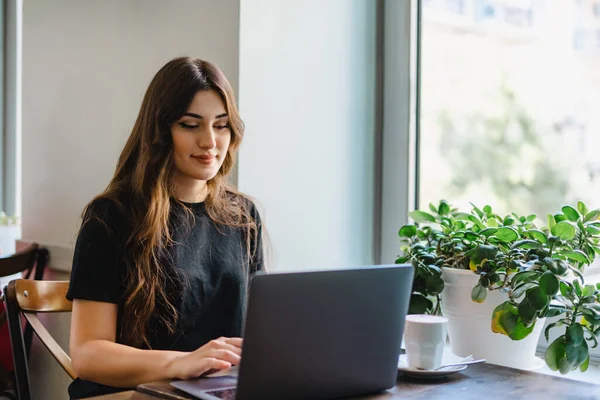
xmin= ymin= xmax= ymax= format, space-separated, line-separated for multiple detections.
xmin=396 ymin=200 xmax=600 ymax=373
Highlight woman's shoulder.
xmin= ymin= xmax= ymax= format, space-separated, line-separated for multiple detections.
xmin=82 ymin=196 xmax=129 ymax=232
xmin=226 ymin=190 xmax=261 ymax=220
xmin=85 ymin=197 xmax=124 ymax=218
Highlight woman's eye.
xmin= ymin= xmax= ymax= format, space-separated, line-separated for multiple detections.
xmin=178 ymin=122 xmax=198 ymax=129
xmin=215 ymin=124 xmax=230 ymax=130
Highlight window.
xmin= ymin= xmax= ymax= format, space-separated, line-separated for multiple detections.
xmin=1 ymin=0 xmax=22 ymax=219
xmin=418 ymin=0 xmax=600 ymax=271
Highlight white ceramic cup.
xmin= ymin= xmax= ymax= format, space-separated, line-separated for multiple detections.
xmin=404 ymin=314 xmax=448 ymax=369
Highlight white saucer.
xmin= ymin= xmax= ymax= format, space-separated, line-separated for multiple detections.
xmin=398 ymin=352 xmax=470 ymax=379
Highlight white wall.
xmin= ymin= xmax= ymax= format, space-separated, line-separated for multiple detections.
xmin=238 ymin=0 xmax=377 ymax=271
xmin=21 ymin=0 xmax=240 ymax=272
xmin=21 ymin=1 xmax=240 ymax=398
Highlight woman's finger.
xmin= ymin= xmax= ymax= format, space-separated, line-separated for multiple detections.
xmin=223 ymin=337 xmax=243 ymax=348
xmin=209 ymin=349 xmax=242 ymax=365
xmin=219 ymin=342 xmax=242 ymax=356
xmin=197 ymin=358 xmax=231 ymax=377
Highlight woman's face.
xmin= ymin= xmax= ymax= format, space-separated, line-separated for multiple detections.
xmin=171 ymin=89 xmax=231 ymax=183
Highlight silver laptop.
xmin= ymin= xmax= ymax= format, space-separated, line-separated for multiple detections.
xmin=169 ymin=264 xmax=414 ymax=400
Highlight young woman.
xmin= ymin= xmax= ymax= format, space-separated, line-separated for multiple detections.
xmin=66 ymin=57 xmax=264 ymax=399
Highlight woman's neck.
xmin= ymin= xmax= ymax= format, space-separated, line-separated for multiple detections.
xmin=172 ymin=173 xmax=208 ymax=203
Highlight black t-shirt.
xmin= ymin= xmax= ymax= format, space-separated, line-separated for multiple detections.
xmin=66 ymin=196 xmax=263 ymax=399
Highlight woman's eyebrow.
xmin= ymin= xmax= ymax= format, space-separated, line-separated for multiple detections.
xmin=182 ymin=112 xmax=228 ymax=119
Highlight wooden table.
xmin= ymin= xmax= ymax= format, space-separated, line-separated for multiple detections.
xmin=88 ymin=363 xmax=600 ymax=400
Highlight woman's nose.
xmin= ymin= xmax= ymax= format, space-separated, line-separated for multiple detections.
xmin=197 ymin=128 xmax=217 ymax=150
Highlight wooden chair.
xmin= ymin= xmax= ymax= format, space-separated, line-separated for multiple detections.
xmin=4 ymin=280 xmax=74 ymax=400
xmin=0 ymin=244 xmax=48 ymax=398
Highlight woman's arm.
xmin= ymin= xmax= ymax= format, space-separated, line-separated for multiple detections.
xmin=70 ymin=299 xmax=242 ymax=388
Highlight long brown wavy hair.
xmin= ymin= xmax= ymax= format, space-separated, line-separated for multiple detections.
xmin=83 ymin=57 xmax=259 ymax=348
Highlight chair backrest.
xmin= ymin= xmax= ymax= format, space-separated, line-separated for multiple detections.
xmin=4 ymin=280 xmax=74 ymax=400
xmin=0 ymin=244 xmax=49 ymax=396
xmin=0 ymin=243 xmax=42 ymax=280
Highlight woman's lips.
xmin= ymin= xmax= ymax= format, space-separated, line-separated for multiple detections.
xmin=192 ymin=154 xmax=216 ymax=165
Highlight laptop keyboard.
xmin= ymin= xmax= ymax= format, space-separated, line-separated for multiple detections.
xmin=203 ymin=387 xmax=237 ymax=399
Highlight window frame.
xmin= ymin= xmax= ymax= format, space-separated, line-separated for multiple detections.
xmin=399 ymin=0 xmax=600 ymax=366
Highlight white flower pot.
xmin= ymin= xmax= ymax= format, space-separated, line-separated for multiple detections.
xmin=440 ymin=267 xmax=544 ymax=370
xmin=0 ymin=225 xmax=21 ymax=255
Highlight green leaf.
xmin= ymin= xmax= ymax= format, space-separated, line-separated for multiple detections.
xmin=487 ymin=218 xmax=498 ymax=227
xmin=395 ymin=256 xmax=409 ymax=264
xmin=554 ymin=213 xmax=567 ymax=223
xmin=526 ymin=214 xmax=537 ymax=223
xmin=527 ymin=286 xmax=549 ymax=310
xmin=518 ymin=299 xmax=537 ymax=325
xmin=559 ymin=357 xmax=572 ymax=374
xmin=511 ymin=240 xmax=543 ymax=250
xmin=580 ymin=355 xmax=590 ymax=373
xmin=479 ymin=227 xmax=498 ymax=237
xmin=580 ymin=295 xmax=596 ymax=304
xmin=454 ymin=212 xmax=472 ymax=220
xmin=566 ymin=338 xmax=588 ymax=368
xmin=512 ymin=282 xmax=538 ymax=300
xmin=584 ymin=244 xmax=596 ymax=260
xmin=539 ymin=271 xmax=559 ymax=296
xmin=586 ymin=225 xmax=600 ymax=235
xmin=491 ymin=302 xmax=535 ymax=340
xmin=511 ymin=271 xmax=539 ymax=288
xmin=545 ymin=307 xmax=568 ymax=318
xmin=471 ymin=283 xmax=487 ymax=303
xmin=409 ymin=211 xmax=436 ymax=224
xmin=399 ymin=225 xmax=417 ymax=238
xmin=552 ymin=221 xmax=576 ymax=241
xmin=503 ymin=216 xmax=516 ymax=226
xmin=566 ymin=324 xmax=584 ymax=346
xmin=559 ymin=281 xmax=573 ymax=298
xmin=472 ymin=244 xmax=498 ymax=264
xmin=548 ymin=214 xmax=556 ymax=231
xmin=523 ymin=229 xmax=548 ymax=244
xmin=574 ymin=280 xmax=583 ymax=297
xmin=562 ymin=250 xmax=591 ymax=265
xmin=408 ymin=293 xmax=433 ymax=314
xmin=429 ymin=203 xmax=438 ymax=214
xmin=438 ymin=201 xmax=450 ymax=216
xmin=471 ymin=203 xmax=484 ymax=218
xmin=427 ymin=264 xmax=442 ymax=275
xmin=483 ymin=205 xmax=492 ymax=213
xmin=562 ymin=206 xmax=580 ymax=222
xmin=583 ymin=284 xmax=596 ymax=298
xmin=545 ymin=336 xmax=566 ymax=371
xmin=584 ymin=210 xmax=600 ymax=223
xmin=417 ymin=227 xmax=431 ymax=239
xmin=578 ymin=201 xmax=589 ymax=217
xmin=495 ymin=227 xmax=519 ymax=243
xmin=543 ymin=258 xmax=568 ymax=276
xmin=582 ymin=304 xmax=600 ymax=321
xmin=464 ymin=231 xmax=479 ymax=241
xmin=468 ymin=215 xmax=486 ymax=230
xmin=570 ymin=266 xmax=585 ymax=284
xmin=426 ymin=274 xmax=444 ymax=295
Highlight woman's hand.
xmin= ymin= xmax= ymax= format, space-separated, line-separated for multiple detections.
xmin=167 ymin=337 xmax=243 ymax=380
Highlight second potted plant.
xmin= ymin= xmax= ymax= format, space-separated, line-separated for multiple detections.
xmin=397 ymin=200 xmax=600 ymax=373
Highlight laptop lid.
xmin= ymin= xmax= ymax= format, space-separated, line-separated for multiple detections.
xmin=235 ymin=264 xmax=413 ymax=400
